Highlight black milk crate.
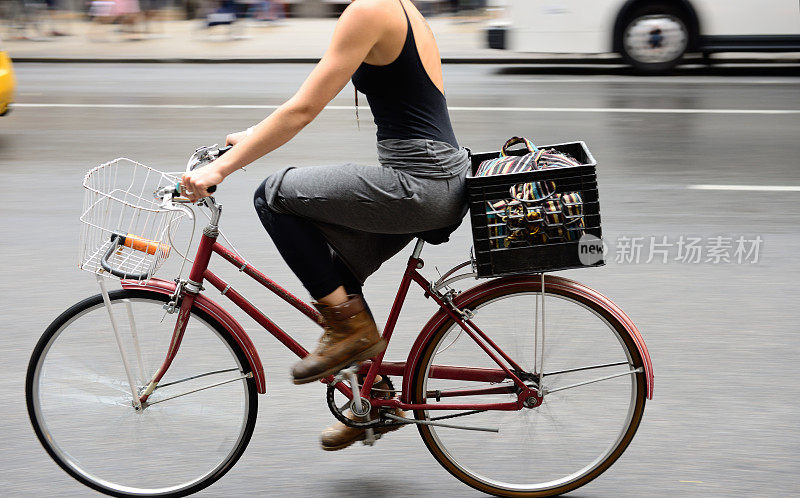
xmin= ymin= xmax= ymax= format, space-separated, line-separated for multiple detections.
xmin=467 ymin=141 xmax=603 ymax=278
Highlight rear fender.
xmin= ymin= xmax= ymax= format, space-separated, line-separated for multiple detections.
xmin=121 ymin=278 xmax=266 ymax=394
xmin=402 ymin=275 xmax=653 ymax=402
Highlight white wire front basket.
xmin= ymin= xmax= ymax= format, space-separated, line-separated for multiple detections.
xmin=80 ymin=158 xmax=187 ymax=281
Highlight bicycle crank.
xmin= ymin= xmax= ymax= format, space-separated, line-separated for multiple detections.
xmin=325 ymin=371 xmax=402 ymax=431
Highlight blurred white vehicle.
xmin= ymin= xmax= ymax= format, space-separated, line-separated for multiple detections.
xmin=487 ymin=0 xmax=800 ymax=72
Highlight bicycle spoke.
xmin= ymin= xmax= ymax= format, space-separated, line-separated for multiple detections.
xmin=57 ymin=364 xmax=133 ymax=395
xmin=45 ymin=389 xmax=131 ymax=407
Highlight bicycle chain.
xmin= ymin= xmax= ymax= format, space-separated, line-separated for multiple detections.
xmin=325 ymin=376 xmax=404 ymax=429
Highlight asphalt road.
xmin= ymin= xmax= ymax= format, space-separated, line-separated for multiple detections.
xmin=2 ymin=63 xmax=800 ymax=497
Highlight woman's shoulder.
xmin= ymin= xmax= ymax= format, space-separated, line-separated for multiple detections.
xmin=339 ymin=0 xmax=409 ymax=44
xmin=341 ymin=0 xmax=396 ymax=21
xmin=334 ymin=0 xmax=393 ymax=44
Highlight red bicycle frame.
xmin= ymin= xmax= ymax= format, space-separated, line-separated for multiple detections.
xmin=133 ymin=220 xmax=537 ymax=411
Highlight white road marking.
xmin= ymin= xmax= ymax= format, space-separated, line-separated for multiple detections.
xmin=688 ymin=184 xmax=800 ymax=192
xmin=518 ymin=77 xmax=800 ymax=85
xmin=446 ymin=106 xmax=799 ymax=114
xmin=13 ymin=103 xmax=800 ymax=114
xmin=17 ymin=103 xmax=215 ymax=109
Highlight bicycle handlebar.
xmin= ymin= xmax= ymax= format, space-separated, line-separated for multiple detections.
xmin=104 ymin=144 xmax=235 ymax=279
xmin=173 ymin=183 xmax=217 ymax=196
xmin=157 ymin=144 xmax=234 ymax=199
xmin=201 ymin=144 xmax=233 ymax=194
xmin=180 ymin=143 xmax=233 ymax=195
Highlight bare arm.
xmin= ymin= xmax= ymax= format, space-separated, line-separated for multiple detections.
xmin=181 ymin=2 xmax=385 ymax=200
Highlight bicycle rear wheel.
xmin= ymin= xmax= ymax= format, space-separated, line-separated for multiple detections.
xmin=411 ymin=276 xmax=646 ymax=497
xmin=26 ymin=289 xmax=258 ymax=497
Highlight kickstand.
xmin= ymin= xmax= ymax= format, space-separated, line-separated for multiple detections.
xmin=337 ymin=363 xmax=379 ymax=446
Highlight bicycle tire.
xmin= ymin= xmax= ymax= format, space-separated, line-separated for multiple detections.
xmin=411 ymin=276 xmax=647 ymax=497
xmin=26 ymin=289 xmax=258 ymax=497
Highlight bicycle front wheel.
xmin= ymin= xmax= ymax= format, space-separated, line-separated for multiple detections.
xmin=26 ymin=289 xmax=258 ymax=497
xmin=411 ymin=276 xmax=647 ymax=497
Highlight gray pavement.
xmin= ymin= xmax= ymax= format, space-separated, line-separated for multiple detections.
xmin=2 ymin=63 xmax=800 ymax=496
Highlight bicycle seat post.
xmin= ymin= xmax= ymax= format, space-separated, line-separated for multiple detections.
xmin=412 ymin=238 xmax=425 ymax=259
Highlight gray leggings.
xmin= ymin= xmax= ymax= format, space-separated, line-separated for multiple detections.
xmin=258 ymin=139 xmax=471 ymax=284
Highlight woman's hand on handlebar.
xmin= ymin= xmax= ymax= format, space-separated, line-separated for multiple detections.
xmin=225 ymin=130 xmax=248 ymax=147
xmin=181 ymin=164 xmax=224 ymax=203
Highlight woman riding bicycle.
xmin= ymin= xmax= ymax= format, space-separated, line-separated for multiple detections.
xmin=180 ymin=0 xmax=469 ymax=450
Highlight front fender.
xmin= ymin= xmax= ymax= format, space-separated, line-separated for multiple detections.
xmin=402 ymin=275 xmax=653 ymax=402
xmin=122 ymin=278 xmax=266 ymax=394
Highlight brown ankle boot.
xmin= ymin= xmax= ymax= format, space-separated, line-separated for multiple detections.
xmin=320 ymin=376 xmax=405 ymax=451
xmin=291 ymin=295 xmax=387 ymax=385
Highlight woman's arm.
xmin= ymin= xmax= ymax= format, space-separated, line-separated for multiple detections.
xmin=181 ymin=0 xmax=386 ymax=201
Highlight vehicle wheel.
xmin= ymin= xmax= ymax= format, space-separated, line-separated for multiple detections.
xmin=618 ymin=2 xmax=691 ymax=73
xmin=26 ymin=289 xmax=258 ymax=497
xmin=411 ymin=277 xmax=647 ymax=497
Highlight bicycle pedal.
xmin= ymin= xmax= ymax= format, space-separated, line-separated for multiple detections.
xmin=362 ymin=430 xmax=381 ymax=446
xmin=332 ymin=363 xmax=361 ymax=383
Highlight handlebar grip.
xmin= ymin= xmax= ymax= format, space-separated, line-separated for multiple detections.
xmin=174 ymin=182 xmax=216 ymax=196
xmin=176 ymin=145 xmax=231 ymax=197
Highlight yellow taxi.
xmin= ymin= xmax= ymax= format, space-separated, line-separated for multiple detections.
xmin=0 ymin=50 xmax=15 ymax=116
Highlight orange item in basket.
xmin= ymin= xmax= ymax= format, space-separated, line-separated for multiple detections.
xmin=123 ymin=234 xmax=171 ymax=257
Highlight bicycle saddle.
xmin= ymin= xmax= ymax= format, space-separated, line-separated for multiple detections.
xmin=415 ymin=221 xmax=461 ymax=245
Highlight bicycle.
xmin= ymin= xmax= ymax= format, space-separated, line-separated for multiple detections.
xmin=26 ymin=144 xmax=654 ymax=498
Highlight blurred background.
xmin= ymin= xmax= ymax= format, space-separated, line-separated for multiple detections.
xmin=1 ymin=0 xmax=799 ymax=497
xmin=0 ymin=0 xmax=501 ymax=44
xmin=2 ymin=0 xmax=799 ymax=65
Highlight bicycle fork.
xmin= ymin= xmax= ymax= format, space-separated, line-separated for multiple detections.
xmin=137 ymin=284 xmax=198 ymax=405
xmin=137 ymin=209 xmax=220 ymax=406
xmin=97 ymin=273 xmax=200 ymax=408
xmin=96 ymin=274 xmax=144 ymax=410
